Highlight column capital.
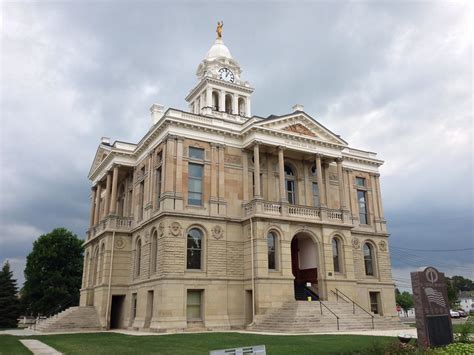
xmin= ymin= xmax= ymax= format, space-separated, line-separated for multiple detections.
xmin=91 ymin=185 xmax=97 ymax=191
xmin=336 ymin=157 xmax=344 ymax=163
xmin=176 ymin=135 xmax=185 ymax=142
xmin=314 ymin=153 xmax=323 ymax=159
xmin=343 ymin=167 xmax=353 ymax=173
xmin=278 ymin=145 xmax=286 ymax=151
xmin=370 ymin=172 xmax=381 ymax=178
xmin=210 ymin=142 xmax=219 ymax=148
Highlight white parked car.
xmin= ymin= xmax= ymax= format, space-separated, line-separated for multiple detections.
xmin=450 ymin=310 xmax=460 ymax=318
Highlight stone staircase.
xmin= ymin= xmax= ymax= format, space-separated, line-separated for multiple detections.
xmin=248 ymin=300 xmax=407 ymax=333
xmin=32 ymin=306 xmax=102 ymax=333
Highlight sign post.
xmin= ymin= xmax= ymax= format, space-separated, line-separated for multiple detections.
xmin=411 ymin=266 xmax=453 ymax=349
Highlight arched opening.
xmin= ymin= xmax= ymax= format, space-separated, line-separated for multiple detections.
xmin=212 ymin=91 xmax=219 ymax=111
xmin=151 ymin=230 xmax=158 ymax=273
xmin=238 ymin=97 xmax=246 ymax=116
xmin=363 ymin=242 xmax=375 ymax=276
xmin=225 ymin=94 xmax=232 ymax=114
xmin=291 ymin=233 xmax=319 ymax=300
xmin=135 ymin=238 xmax=142 ymax=277
xmin=332 ymin=238 xmax=342 ymax=273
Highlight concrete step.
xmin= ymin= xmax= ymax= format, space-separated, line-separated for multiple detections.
xmin=35 ymin=306 xmax=102 ymax=333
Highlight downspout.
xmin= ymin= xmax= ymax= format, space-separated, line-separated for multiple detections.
xmin=105 ymin=231 xmax=116 ymax=330
xmin=249 ymin=217 xmax=256 ymax=325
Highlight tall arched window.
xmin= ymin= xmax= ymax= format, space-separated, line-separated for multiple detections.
xmin=92 ymin=247 xmax=99 ymax=285
xmin=284 ymin=165 xmax=296 ymax=204
xmin=332 ymin=238 xmax=341 ymax=273
xmin=151 ymin=231 xmax=158 ymax=273
xmin=238 ymin=97 xmax=246 ymax=116
xmin=267 ymin=232 xmax=277 ymax=270
xmin=212 ymin=91 xmax=219 ymax=111
xmin=187 ymin=228 xmax=203 ymax=270
xmin=363 ymin=243 xmax=375 ymax=276
xmin=225 ymin=94 xmax=232 ymax=114
xmin=135 ymin=238 xmax=142 ymax=277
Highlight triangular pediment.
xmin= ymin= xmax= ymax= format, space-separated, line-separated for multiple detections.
xmin=88 ymin=145 xmax=112 ymax=178
xmin=255 ymin=113 xmax=347 ymax=146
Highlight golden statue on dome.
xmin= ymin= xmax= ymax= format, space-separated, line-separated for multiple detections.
xmin=216 ymin=21 xmax=223 ymax=39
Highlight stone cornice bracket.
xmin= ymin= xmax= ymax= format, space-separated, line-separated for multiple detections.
xmin=176 ymin=135 xmax=185 ymax=142
xmin=370 ymin=172 xmax=381 ymax=177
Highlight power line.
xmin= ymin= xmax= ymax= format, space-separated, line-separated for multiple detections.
xmin=392 ymin=246 xmax=474 ymax=253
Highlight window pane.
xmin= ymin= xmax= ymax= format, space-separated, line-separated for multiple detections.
xmin=189 ymin=147 xmax=204 ymax=160
xmin=188 ymin=179 xmax=202 ymax=192
xmin=268 ymin=233 xmax=276 ymax=270
xmin=187 ymin=291 xmax=202 ymax=319
xmin=332 ymin=239 xmax=340 ymax=272
xmin=364 ymin=244 xmax=374 ymax=276
xmin=188 ymin=163 xmax=203 ymax=177
xmin=187 ymin=229 xmax=202 ymax=269
xmin=188 ymin=193 xmax=202 ymax=206
xmin=356 ymin=177 xmax=366 ymax=187
xmin=312 ymin=183 xmax=319 ymax=206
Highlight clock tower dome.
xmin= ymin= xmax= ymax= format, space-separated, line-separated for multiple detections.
xmin=185 ymin=24 xmax=254 ymax=119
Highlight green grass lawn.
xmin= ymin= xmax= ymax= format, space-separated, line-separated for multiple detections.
xmin=0 ymin=332 xmax=397 ymax=355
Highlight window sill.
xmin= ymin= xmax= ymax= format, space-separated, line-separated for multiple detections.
xmin=186 ymin=205 xmax=206 ymax=210
xmin=186 ymin=269 xmax=205 ymax=273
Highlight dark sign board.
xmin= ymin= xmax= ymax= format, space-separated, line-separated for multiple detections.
xmin=411 ymin=267 xmax=453 ymax=349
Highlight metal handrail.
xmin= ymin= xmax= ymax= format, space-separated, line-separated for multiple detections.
xmin=333 ymin=288 xmax=374 ymax=329
xmin=319 ymin=300 xmax=340 ymax=330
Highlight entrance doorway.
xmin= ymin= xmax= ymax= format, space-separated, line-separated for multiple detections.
xmin=110 ymin=295 xmax=125 ymax=329
xmin=245 ymin=290 xmax=253 ymax=326
xmin=291 ymin=233 xmax=319 ymax=300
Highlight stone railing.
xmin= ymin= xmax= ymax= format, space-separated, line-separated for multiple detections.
xmin=288 ymin=205 xmax=321 ymax=219
xmin=263 ymin=201 xmax=281 ymax=214
xmin=243 ymin=200 xmax=257 ymax=216
xmin=327 ymin=209 xmax=343 ymax=222
xmin=88 ymin=215 xmax=134 ymax=240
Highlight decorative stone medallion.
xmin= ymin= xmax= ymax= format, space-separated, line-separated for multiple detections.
xmin=378 ymin=241 xmax=387 ymax=252
xmin=115 ymin=236 xmax=125 ymax=249
xmin=351 ymin=238 xmax=360 ymax=249
xmin=169 ymin=222 xmax=182 ymax=237
xmin=212 ymin=225 xmax=224 ymax=240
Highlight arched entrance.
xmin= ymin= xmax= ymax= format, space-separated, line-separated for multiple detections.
xmin=291 ymin=233 xmax=319 ymax=300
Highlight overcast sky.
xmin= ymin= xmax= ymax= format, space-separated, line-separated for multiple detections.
xmin=1 ymin=1 xmax=473 ymax=291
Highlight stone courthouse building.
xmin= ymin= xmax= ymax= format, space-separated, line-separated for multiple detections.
xmin=79 ymin=27 xmax=398 ymax=332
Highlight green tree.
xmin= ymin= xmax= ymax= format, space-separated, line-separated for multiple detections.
xmin=446 ymin=277 xmax=459 ymax=308
xmin=0 ymin=261 xmax=21 ymax=328
xmin=21 ymin=228 xmax=84 ymax=316
xmin=395 ymin=291 xmax=414 ymax=316
xmin=451 ymin=275 xmax=474 ymax=292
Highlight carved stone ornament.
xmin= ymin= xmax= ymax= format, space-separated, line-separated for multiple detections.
xmin=378 ymin=241 xmax=387 ymax=252
xmin=283 ymin=123 xmax=316 ymax=137
xmin=169 ymin=222 xmax=182 ymax=237
xmin=115 ymin=237 xmax=125 ymax=249
xmin=212 ymin=225 xmax=224 ymax=240
xmin=158 ymin=222 xmax=165 ymax=237
xmin=351 ymin=238 xmax=360 ymax=249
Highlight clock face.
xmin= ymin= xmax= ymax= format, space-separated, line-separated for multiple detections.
xmin=218 ymin=67 xmax=235 ymax=83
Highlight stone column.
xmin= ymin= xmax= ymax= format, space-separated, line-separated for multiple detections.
xmin=374 ymin=174 xmax=385 ymax=219
xmin=278 ymin=146 xmax=286 ymax=202
xmin=315 ymin=154 xmax=326 ymax=206
xmin=323 ymin=161 xmax=331 ymax=207
xmin=175 ymin=137 xmax=184 ymax=210
xmin=242 ymin=149 xmax=249 ymax=202
xmin=336 ymin=158 xmax=346 ymax=210
xmin=370 ymin=174 xmax=380 ymax=230
xmin=253 ymin=143 xmax=261 ymax=198
xmin=94 ymin=183 xmax=102 ymax=225
xmin=104 ymin=172 xmax=112 ymax=216
xmin=210 ymin=144 xmax=218 ymax=199
xmin=110 ymin=166 xmax=119 ymax=214
xmin=232 ymin=95 xmax=238 ymax=115
xmin=206 ymin=87 xmax=212 ymax=107
xmin=218 ymin=144 xmax=226 ymax=215
xmin=89 ymin=187 xmax=97 ymax=228
xmin=218 ymin=90 xmax=225 ymax=112
xmin=163 ymin=136 xmax=176 ymax=210
xmin=267 ymin=154 xmax=274 ymax=201
xmin=246 ymin=97 xmax=251 ymax=117
xmin=160 ymin=140 xmax=167 ymax=197
xmin=303 ymin=161 xmax=310 ymax=205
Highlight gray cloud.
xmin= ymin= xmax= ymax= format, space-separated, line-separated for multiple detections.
xmin=1 ymin=1 xmax=472 ymax=288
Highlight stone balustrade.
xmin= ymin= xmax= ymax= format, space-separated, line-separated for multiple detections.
xmin=88 ymin=215 xmax=134 ymax=240
xmin=288 ymin=205 xmax=321 ymax=219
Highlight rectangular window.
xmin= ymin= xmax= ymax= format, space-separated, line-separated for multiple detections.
xmin=138 ymin=181 xmax=144 ymax=220
xmin=189 ymin=147 xmax=204 ymax=160
xmin=312 ymin=182 xmax=320 ymax=207
xmin=369 ymin=292 xmax=380 ymax=314
xmin=357 ymin=190 xmax=368 ymax=224
xmin=156 ymin=167 xmax=162 ymax=208
xmin=287 ymin=180 xmax=296 ymax=204
xmin=355 ymin=177 xmax=366 ymax=187
xmin=187 ymin=290 xmax=202 ymax=320
xmin=188 ymin=163 xmax=203 ymax=205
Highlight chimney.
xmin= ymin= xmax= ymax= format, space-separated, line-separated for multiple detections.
xmin=150 ymin=103 xmax=165 ymax=125
xmin=292 ymin=104 xmax=304 ymax=112
xmin=101 ymin=137 xmax=110 ymax=145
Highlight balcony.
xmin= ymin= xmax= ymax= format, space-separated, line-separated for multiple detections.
xmin=242 ymin=200 xmax=348 ymax=224
xmin=87 ymin=215 xmax=134 ymax=240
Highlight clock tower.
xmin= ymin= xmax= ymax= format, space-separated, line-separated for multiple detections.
xmin=185 ymin=25 xmax=254 ymax=119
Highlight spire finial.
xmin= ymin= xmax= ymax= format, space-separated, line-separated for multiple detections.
xmin=216 ymin=21 xmax=223 ymax=39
